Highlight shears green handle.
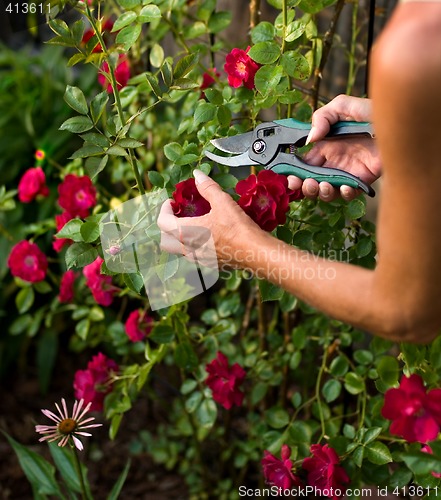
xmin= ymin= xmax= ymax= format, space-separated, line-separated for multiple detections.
xmin=270 ymin=119 xmax=375 ymax=196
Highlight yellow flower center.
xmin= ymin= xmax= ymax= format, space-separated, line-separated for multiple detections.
xmin=58 ymin=418 xmax=77 ymax=435
xmin=236 ymin=61 xmax=247 ymax=76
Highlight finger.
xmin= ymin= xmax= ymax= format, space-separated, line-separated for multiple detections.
xmin=193 ymin=169 xmax=229 ymax=205
xmin=157 ymin=199 xmax=178 ymax=233
xmin=287 ymin=175 xmax=303 ymax=191
xmin=340 ymin=185 xmax=359 ymax=201
xmin=302 ymin=178 xmax=320 ymax=199
xmin=318 ymin=182 xmax=339 ymax=202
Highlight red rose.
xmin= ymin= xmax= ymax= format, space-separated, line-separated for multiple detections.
xmin=83 ymin=256 xmax=117 ymax=306
xmin=171 ymin=178 xmax=211 ymax=217
xmin=73 ymin=352 xmax=119 ymax=412
xmin=125 ymin=309 xmax=153 ymax=342
xmin=58 ymin=270 xmax=77 ymax=303
xmin=236 ymin=170 xmax=291 ymax=232
xmin=53 ymin=211 xmax=75 ymax=253
xmin=98 ymin=54 xmax=130 ymax=93
xmin=205 ymin=352 xmax=245 ymax=410
xmin=262 ymin=444 xmax=303 ymax=490
xmin=8 ymin=240 xmax=48 ymax=283
xmin=381 ymin=374 xmax=441 ymax=443
xmin=18 ymin=167 xmax=49 ymax=203
xmin=200 ymin=67 xmax=220 ymax=99
xmin=302 ymin=444 xmax=349 ymax=499
xmin=58 ymin=174 xmax=97 ymax=218
xmin=224 ymin=46 xmax=260 ymax=89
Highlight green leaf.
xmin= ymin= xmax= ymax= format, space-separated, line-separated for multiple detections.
xmin=401 ymin=451 xmax=441 ymax=475
xmin=322 ymin=379 xmax=341 ymax=403
xmin=56 ymin=218 xmax=83 ymax=241
xmin=90 ymin=92 xmax=109 ymax=124
xmin=64 ymin=85 xmax=88 ymax=115
xmin=174 ymin=341 xmax=198 ymax=371
xmin=116 ymin=138 xmax=144 ymax=148
xmin=150 ymin=43 xmax=164 ymax=68
xmin=69 ymin=144 xmax=103 ymax=160
xmin=207 ymin=11 xmax=232 ymax=33
xmin=164 ymin=143 xmax=182 ymax=163
xmin=123 ymin=273 xmax=144 ymax=294
xmin=145 ymin=73 xmax=163 ymax=97
xmin=362 ymin=427 xmax=382 ymax=445
xmin=258 ymin=279 xmax=284 ymax=302
xmin=356 ymin=237 xmax=373 ymax=258
xmin=346 ymin=198 xmax=366 ymax=220
xmin=185 ymin=391 xmax=203 ymax=413
xmin=376 ymin=355 xmax=399 ymax=386
xmin=251 ymin=21 xmax=276 ymax=43
xmin=329 ymin=355 xmax=349 ymax=377
xmin=285 ymin=20 xmax=307 ymax=42
xmin=107 ymin=460 xmax=131 ymax=500
xmin=281 ymin=51 xmax=310 ymax=80
xmin=352 ymin=445 xmax=364 ymax=467
xmin=80 ymin=221 xmax=100 ymax=243
xmin=174 ymin=53 xmax=199 ymax=80
xmin=112 ymin=11 xmax=137 ymax=32
xmin=248 ymin=41 xmax=280 ymax=65
xmin=196 ymin=399 xmax=218 ymax=428
xmin=365 ymin=442 xmax=393 ymax=465
xmin=59 ymin=115 xmax=93 ymax=133
xmin=85 ymin=155 xmax=109 ymax=179
xmin=194 ymin=102 xmax=217 ymax=127
xmin=65 ymin=242 xmax=98 ymax=270
xmin=265 ymin=407 xmax=290 ymax=429
xmin=116 ymin=23 xmax=142 ymax=51
xmin=117 ymin=0 xmax=141 ymax=8
xmin=148 ymin=170 xmax=164 ymax=188
xmin=2 ymin=432 xmax=62 ymax=496
xmin=149 ymin=324 xmax=175 ymax=344
xmin=76 ymin=318 xmax=90 ymax=340
xmin=254 ymin=65 xmax=283 ymax=96
xmin=138 ymin=4 xmax=161 ymax=23
xmin=344 ymin=371 xmax=365 ymax=395
xmin=106 ymin=145 xmax=128 ymax=157
xmin=48 ymin=441 xmax=85 ymax=494
xmin=16 ymin=286 xmax=35 ymax=314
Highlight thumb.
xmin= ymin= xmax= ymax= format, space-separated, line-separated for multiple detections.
xmin=193 ymin=169 xmax=225 ymax=204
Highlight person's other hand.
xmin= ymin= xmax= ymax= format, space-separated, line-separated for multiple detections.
xmin=288 ymin=95 xmax=382 ymax=201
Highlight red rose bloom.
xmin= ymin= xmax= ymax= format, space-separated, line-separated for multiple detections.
xmin=171 ymin=178 xmax=211 ymax=217
xmin=58 ymin=174 xmax=96 ymax=218
xmin=236 ymin=170 xmax=291 ymax=232
xmin=98 ymin=54 xmax=130 ymax=93
xmin=58 ymin=270 xmax=77 ymax=303
xmin=83 ymin=257 xmax=117 ymax=306
xmin=73 ymin=352 xmax=119 ymax=412
xmin=205 ymin=352 xmax=246 ymax=410
xmin=302 ymin=444 xmax=349 ymax=499
xmin=18 ymin=167 xmax=49 ymax=203
xmin=381 ymin=374 xmax=441 ymax=443
xmin=201 ymin=67 xmax=220 ymax=90
xmin=53 ymin=211 xmax=75 ymax=253
xmin=125 ymin=309 xmax=153 ymax=342
xmin=262 ymin=444 xmax=303 ymax=490
xmin=8 ymin=240 xmax=48 ymax=283
xmin=224 ymin=46 xmax=260 ymax=89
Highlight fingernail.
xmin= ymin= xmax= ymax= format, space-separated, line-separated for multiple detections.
xmin=321 ymin=185 xmax=330 ymax=197
xmin=193 ymin=169 xmax=210 ymax=185
xmin=306 ymin=184 xmax=317 ymax=196
xmin=305 ymin=128 xmax=314 ymax=146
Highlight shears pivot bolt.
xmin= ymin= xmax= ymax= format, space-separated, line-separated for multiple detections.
xmin=252 ymin=140 xmax=266 ymax=154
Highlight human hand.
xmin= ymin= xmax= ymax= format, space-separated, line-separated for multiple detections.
xmin=158 ymin=170 xmax=263 ymax=269
xmin=288 ymin=95 xmax=382 ymax=201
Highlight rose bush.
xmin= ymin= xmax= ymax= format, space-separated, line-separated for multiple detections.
xmin=2 ymin=0 xmax=441 ymax=497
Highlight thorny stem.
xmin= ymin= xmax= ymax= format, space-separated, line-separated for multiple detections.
xmin=85 ymin=7 xmax=146 ymax=196
xmin=311 ymin=0 xmax=346 ymax=110
xmin=72 ymin=444 xmax=88 ymax=500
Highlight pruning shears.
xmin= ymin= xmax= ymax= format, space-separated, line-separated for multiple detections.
xmin=204 ymin=118 xmax=376 ymax=197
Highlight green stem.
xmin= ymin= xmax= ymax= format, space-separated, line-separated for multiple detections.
xmin=72 ymin=444 xmax=88 ymax=500
xmin=85 ymin=8 xmax=146 ymax=196
xmin=281 ymin=0 xmax=293 ymax=117
xmin=346 ymin=1 xmax=359 ymax=95
xmin=316 ymin=346 xmax=329 ymax=440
